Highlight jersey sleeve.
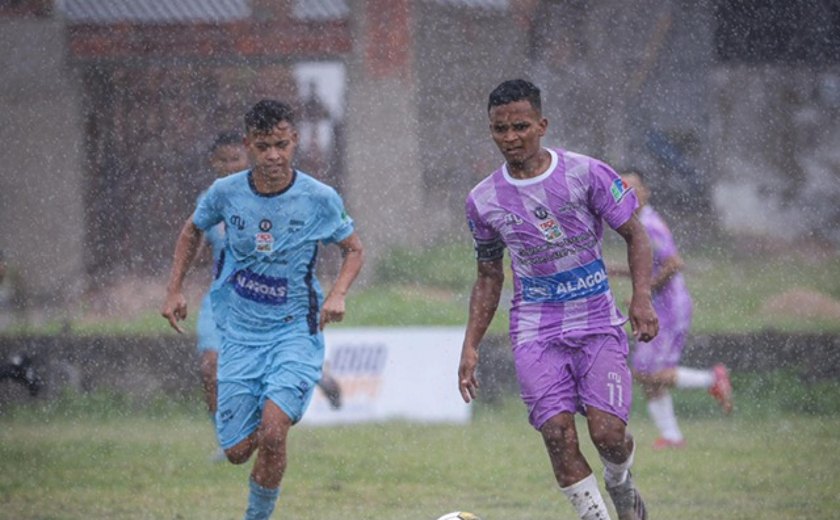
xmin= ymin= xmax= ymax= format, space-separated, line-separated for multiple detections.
xmin=587 ymin=161 xmax=638 ymax=230
xmin=320 ymin=188 xmax=355 ymax=244
xmin=193 ymin=183 xmax=224 ymax=231
xmin=465 ymin=195 xmax=504 ymax=262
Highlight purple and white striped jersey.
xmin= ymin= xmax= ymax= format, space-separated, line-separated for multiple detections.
xmin=465 ymin=148 xmax=638 ymax=344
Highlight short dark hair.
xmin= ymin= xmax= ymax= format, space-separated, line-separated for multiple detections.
xmin=621 ymin=168 xmax=646 ymax=183
xmin=488 ymin=79 xmax=542 ymax=113
xmin=210 ymin=130 xmax=243 ymax=153
xmin=244 ymin=99 xmax=296 ymax=134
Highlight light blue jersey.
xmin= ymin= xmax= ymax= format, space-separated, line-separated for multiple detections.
xmin=193 ymin=170 xmax=354 ymax=346
xmin=195 ymin=189 xmax=229 ymax=352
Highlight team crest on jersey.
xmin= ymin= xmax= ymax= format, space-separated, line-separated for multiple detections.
xmin=610 ymin=178 xmax=631 ymax=203
xmin=255 ymin=232 xmax=274 ymax=253
xmin=533 ymin=206 xmax=550 ymax=220
xmin=259 ymin=219 xmax=272 ymax=232
xmin=538 ymin=218 xmax=565 ymax=242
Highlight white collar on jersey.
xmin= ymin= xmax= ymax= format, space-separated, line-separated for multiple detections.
xmin=502 ymin=148 xmax=559 ymax=186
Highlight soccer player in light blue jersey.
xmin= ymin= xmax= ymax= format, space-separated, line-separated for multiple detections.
xmin=195 ymin=131 xmax=249 ymax=461
xmin=162 ymin=99 xmax=364 ymax=520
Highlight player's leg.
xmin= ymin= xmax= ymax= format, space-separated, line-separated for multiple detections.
xmin=587 ymin=409 xmax=646 ymax=520
xmin=541 ymin=412 xmax=613 ymax=520
xmin=200 ymin=350 xmax=219 ymax=413
xmin=317 ymin=365 xmax=342 ymax=409
xmin=515 ymin=337 xmax=611 ymax=520
xmin=243 ymin=335 xmax=323 ymax=520
xmin=244 ymin=400 xmax=292 ymax=520
xmin=197 ymin=294 xmax=225 ymax=459
xmin=578 ymin=327 xmax=646 ymax=520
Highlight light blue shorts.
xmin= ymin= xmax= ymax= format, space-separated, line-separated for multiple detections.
xmin=215 ymin=334 xmax=324 ymax=450
xmin=196 ymin=293 xmax=221 ymax=352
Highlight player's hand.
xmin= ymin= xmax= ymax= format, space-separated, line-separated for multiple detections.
xmin=319 ymin=294 xmax=346 ymax=330
xmin=161 ymin=292 xmax=188 ymax=334
xmin=628 ymin=292 xmax=658 ymax=342
xmin=458 ymin=345 xmax=480 ymax=403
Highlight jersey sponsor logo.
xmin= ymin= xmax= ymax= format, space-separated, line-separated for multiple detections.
xmin=259 ymin=219 xmax=272 ymax=232
xmin=255 ymin=232 xmax=274 ymax=253
xmin=610 ymin=178 xmax=631 ymax=203
xmin=288 ymin=218 xmax=305 ymax=233
xmin=521 ymin=258 xmax=610 ymax=303
xmin=231 ymin=269 xmax=288 ymax=305
xmin=538 ymin=217 xmax=566 ymax=242
xmin=230 ymin=215 xmax=246 ymax=230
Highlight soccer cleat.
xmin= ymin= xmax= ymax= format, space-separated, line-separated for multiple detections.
xmin=652 ymin=437 xmax=686 ymax=451
xmin=605 ymin=471 xmax=647 ymax=520
xmin=708 ymin=363 xmax=733 ymax=414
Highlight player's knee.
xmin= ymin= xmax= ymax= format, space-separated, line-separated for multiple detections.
xmin=224 ymin=438 xmax=257 ymax=464
xmin=541 ymin=414 xmax=579 ymax=451
xmin=589 ymin=425 xmax=625 ymax=453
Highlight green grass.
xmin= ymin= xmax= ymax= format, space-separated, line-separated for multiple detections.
xmin=4 ymin=239 xmax=839 ymax=337
xmin=2 ymin=379 xmax=839 ymax=520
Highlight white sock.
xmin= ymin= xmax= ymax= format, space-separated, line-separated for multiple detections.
xmin=600 ymin=439 xmax=635 ymax=487
xmin=675 ymin=367 xmax=714 ymax=389
xmin=560 ymin=473 xmax=612 ymax=520
xmin=647 ymin=393 xmax=683 ymax=442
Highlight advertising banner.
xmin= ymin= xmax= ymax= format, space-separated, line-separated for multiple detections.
xmin=301 ymin=327 xmax=471 ymax=426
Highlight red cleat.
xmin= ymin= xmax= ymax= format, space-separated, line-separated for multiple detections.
xmin=653 ymin=437 xmax=686 ymax=450
xmin=709 ymin=363 xmax=733 ymax=414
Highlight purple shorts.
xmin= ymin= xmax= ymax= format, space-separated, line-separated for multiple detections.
xmin=513 ymin=325 xmax=633 ymax=430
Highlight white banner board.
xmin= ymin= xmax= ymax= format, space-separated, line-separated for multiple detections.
xmin=301 ymin=327 xmax=471 ymax=426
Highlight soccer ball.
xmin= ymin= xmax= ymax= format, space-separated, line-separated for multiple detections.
xmin=436 ymin=513 xmax=481 ymax=520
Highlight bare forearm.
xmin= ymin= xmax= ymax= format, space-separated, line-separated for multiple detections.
xmin=464 ymin=273 xmax=503 ymax=351
xmin=329 ymin=234 xmax=364 ymax=298
xmin=623 ymin=227 xmax=653 ymax=300
xmin=166 ymin=220 xmax=203 ymax=294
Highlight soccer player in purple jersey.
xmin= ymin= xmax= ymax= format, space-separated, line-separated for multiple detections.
xmin=616 ymin=170 xmax=733 ymax=450
xmin=458 ymin=79 xmax=658 ymax=520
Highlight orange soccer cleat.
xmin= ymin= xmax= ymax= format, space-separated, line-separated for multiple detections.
xmin=709 ymin=363 xmax=733 ymax=414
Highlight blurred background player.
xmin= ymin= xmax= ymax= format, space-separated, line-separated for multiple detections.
xmin=195 ymin=131 xmax=249 ymax=460
xmin=616 ymin=170 xmax=732 ymax=450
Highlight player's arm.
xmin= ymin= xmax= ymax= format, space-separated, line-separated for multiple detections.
xmin=319 ymin=232 xmax=364 ymax=330
xmin=615 ymin=214 xmax=659 ymax=342
xmin=459 ymin=257 xmax=504 ymax=403
xmin=651 ymin=253 xmax=683 ymax=292
xmin=161 ymin=217 xmax=204 ymax=333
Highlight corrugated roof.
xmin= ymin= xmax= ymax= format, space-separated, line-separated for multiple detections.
xmin=293 ymin=0 xmax=349 ymax=22
xmin=56 ymin=0 xmax=507 ymax=25
xmin=56 ymin=0 xmax=252 ymax=24
xmin=429 ymin=0 xmax=509 ymax=9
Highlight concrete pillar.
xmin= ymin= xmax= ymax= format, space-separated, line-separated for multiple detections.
xmin=0 ymin=19 xmax=86 ymax=308
xmin=344 ymin=0 xmax=424 ymax=282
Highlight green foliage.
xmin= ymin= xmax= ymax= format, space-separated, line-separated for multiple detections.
xmin=373 ymin=242 xmax=477 ymax=291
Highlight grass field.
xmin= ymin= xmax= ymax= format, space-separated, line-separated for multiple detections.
xmin=10 ymin=239 xmax=838 ymax=338
xmin=2 ymin=241 xmax=838 ymax=519
xmin=2 ymin=381 xmax=840 ymax=520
